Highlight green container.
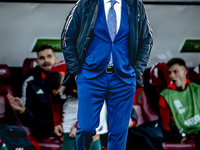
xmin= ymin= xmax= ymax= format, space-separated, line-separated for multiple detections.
xmin=0 ymin=143 xmax=8 ymax=150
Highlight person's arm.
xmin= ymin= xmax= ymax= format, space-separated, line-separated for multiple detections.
xmin=50 ymin=95 xmax=62 ymax=127
xmin=159 ymin=96 xmax=184 ymax=142
xmin=6 ymin=93 xmax=25 ymax=112
xmin=133 ymin=2 xmax=153 ymax=87
xmin=50 ymin=95 xmax=64 ymax=137
xmin=54 ymin=125 xmax=64 ymax=137
xmin=61 ymin=0 xmax=86 ymax=77
xmin=24 ymin=84 xmax=35 ymax=118
xmin=69 ymin=121 xmax=78 ymax=137
xmin=69 ymin=126 xmax=77 ymax=138
xmin=21 ymin=76 xmax=34 ymax=105
xmin=6 ymin=92 xmax=33 ymax=126
xmin=14 ymin=84 xmax=36 ymax=127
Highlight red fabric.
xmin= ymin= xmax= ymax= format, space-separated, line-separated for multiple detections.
xmin=159 ymin=96 xmax=172 ymax=131
xmin=49 ymin=60 xmax=67 ymax=126
xmin=74 ymin=121 xmax=78 ymax=128
xmin=50 ymin=60 xmax=67 ymax=73
xmin=41 ymin=138 xmax=55 ymax=143
xmin=50 ymin=95 xmax=62 ymax=126
xmin=167 ymin=78 xmax=190 ymax=90
xmin=27 ymin=136 xmax=40 ymax=150
xmin=129 ymin=119 xmax=136 ymax=128
xmin=158 ymin=79 xmax=190 ymax=131
xmin=132 ymin=120 xmax=136 ymax=127
xmin=149 ymin=62 xmax=171 ymax=89
xmin=27 ymin=135 xmax=37 ymax=141
xmin=30 ymin=140 xmax=40 ymax=150
xmin=41 ymin=72 xmax=45 ymax=80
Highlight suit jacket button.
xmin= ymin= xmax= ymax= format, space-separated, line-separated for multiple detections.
xmin=107 ymin=58 xmax=110 ymax=61
xmin=112 ymin=43 xmax=114 ymax=46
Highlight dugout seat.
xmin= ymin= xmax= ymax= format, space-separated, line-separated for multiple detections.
xmin=0 ymin=64 xmax=14 ymax=119
xmin=0 ymin=64 xmax=11 ymax=84
xmin=0 ymin=85 xmax=14 ymax=119
xmin=22 ymin=58 xmax=37 ymax=80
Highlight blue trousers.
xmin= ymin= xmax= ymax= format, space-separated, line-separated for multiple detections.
xmin=76 ymin=71 xmax=136 ymax=150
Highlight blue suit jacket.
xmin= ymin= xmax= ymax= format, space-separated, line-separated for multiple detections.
xmin=61 ymin=0 xmax=153 ymax=87
xmin=82 ymin=0 xmax=135 ymax=84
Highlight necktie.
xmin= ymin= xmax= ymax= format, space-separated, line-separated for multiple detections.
xmin=107 ymin=0 xmax=117 ymax=41
xmin=107 ymin=0 xmax=116 ymax=65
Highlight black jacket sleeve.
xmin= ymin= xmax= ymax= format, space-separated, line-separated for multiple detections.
xmin=61 ymin=0 xmax=86 ymax=78
xmin=134 ymin=2 xmax=153 ymax=88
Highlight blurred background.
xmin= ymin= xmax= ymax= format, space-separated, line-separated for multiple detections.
xmin=0 ymin=0 xmax=200 ymax=68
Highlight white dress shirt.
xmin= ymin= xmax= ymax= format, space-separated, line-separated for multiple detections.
xmin=104 ymin=0 xmax=122 ymax=34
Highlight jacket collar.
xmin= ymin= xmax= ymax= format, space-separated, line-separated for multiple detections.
xmin=167 ymin=79 xmax=190 ymax=91
xmin=124 ymin=0 xmax=136 ymax=6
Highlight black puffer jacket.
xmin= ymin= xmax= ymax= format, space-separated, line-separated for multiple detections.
xmin=61 ymin=0 xmax=153 ymax=87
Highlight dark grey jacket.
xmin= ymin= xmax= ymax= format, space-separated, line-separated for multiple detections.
xmin=61 ymin=0 xmax=153 ymax=87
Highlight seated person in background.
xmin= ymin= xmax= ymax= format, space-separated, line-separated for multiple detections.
xmin=45 ymin=60 xmax=108 ymax=150
xmin=1 ymin=94 xmax=40 ymax=150
xmin=7 ymin=44 xmax=58 ymax=141
xmin=44 ymin=60 xmax=78 ymax=150
xmin=159 ymin=58 xmax=200 ymax=147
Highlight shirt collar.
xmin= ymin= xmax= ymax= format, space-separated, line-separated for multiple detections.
xmin=168 ymin=79 xmax=190 ymax=91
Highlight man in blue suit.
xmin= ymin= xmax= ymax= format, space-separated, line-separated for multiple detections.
xmin=61 ymin=0 xmax=153 ymax=149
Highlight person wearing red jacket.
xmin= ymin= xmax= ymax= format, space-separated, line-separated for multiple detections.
xmin=45 ymin=60 xmax=78 ymax=150
xmin=159 ymin=58 xmax=200 ymax=148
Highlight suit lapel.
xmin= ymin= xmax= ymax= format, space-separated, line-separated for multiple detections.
xmin=99 ymin=0 xmax=110 ymax=37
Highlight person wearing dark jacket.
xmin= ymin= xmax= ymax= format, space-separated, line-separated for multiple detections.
xmin=61 ymin=0 xmax=153 ymax=149
xmin=7 ymin=44 xmax=58 ymax=140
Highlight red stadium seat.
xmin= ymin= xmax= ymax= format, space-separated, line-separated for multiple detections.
xmin=162 ymin=140 xmax=196 ymax=150
xmin=0 ymin=85 xmax=14 ymax=119
xmin=0 ymin=64 xmax=14 ymax=119
xmin=0 ymin=64 xmax=11 ymax=80
xmin=22 ymin=58 xmax=37 ymax=79
xmin=38 ymin=140 xmax=62 ymax=150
